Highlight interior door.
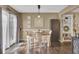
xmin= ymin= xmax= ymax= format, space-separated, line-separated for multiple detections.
xmin=50 ymin=19 xmax=60 ymax=46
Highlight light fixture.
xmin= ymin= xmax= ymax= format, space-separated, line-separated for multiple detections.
xmin=37 ymin=15 xmax=40 ymax=18
xmin=37 ymin=5 xmax=41 ymax=18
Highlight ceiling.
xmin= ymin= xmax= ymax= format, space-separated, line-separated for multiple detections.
xmin=10 ymin=5 xmax=68 ymax=13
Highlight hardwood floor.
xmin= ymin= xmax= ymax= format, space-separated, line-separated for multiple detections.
xmin=5 ymin=42 xmax=72 ymax=54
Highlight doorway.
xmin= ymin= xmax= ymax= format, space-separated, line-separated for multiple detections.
xmin=50 ymin=19 xmax=60 ymax=47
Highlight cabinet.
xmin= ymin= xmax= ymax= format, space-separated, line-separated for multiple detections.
xmin=23 ymin=16 xmax=31 ymax=29
xmin=62 ymin=14 xmax=73 ymax=42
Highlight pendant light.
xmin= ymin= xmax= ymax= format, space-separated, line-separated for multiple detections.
xmin=37 ymin=5 xmax=41 ymax=18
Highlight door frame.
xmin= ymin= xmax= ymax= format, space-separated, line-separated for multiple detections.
xmin=50 ymin=19 xmax=60 ymax=42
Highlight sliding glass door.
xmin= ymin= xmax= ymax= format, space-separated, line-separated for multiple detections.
xmin=2 ymin=9 xmax=17 ymax=53
xmin=2 ymin=10 xmax=9 ymax=53
xmin=9 ymin=14 xmax=17 ymax=46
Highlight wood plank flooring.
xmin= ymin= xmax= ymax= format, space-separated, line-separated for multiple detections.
xmin=5 ymin=42 xmax=72 ymax=54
